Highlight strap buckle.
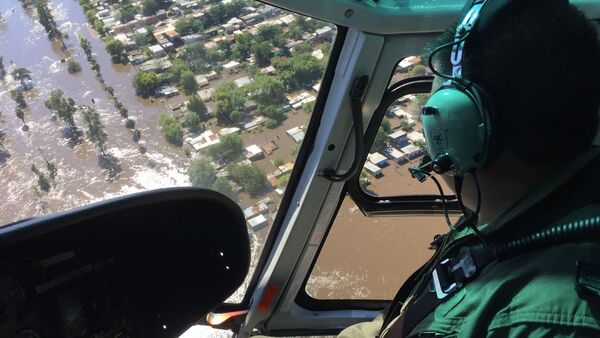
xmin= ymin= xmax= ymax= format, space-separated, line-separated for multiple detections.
xmin=431 ymin=247 xmax=477 ymax=299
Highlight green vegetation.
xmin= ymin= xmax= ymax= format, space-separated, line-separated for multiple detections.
xmin=262 ymin=106 xmax=287 ymax=128
xmin=179 ymin=69 xmax=197 ymax=95
xmin=273 ymin=53 xmax=324 ymax=90
xmin=253 ymin=42 xmax=273 ymax=67
xmin=10 ymin=90 xmax=27 ymax=109
xmin=230 ymin=163 xmax=268 ymax=196
xmin=105 ymin=38 xmax=128 ymax=64
xmin=179 ymin=44 xmax=209 ymax=73
xmin=159 ymin=114 xmax=183 ymax=146
xmin=132 ymin=71 xmax=161 ymax=97
xmin=214 ymin=81 xmax=245 ymax=125
xmin=34 ymin=0 xmax=66 ymax=50
xmin=211 ymin=177 xmax=235 ymax=201
xmin=119 ymin=4 xmax=137 ymax=23
xmin=231 ymin=32 xmax=253 ymax=61
xmin=11 ymin=68 xmax=31 ymax=88
xmin=142 ymin=0 xmax=169 ymax=16
xmin=381 ymin=117 xmax=391 ymax=133
xmin=0 ymin=56 xmax=6 ymax=78
xmin=372 ymin=126 xmax=388 ymax=153
xmin=31 ymin=164 xmax=51 ymax=193
xmin=206 ymin=0 xmax=246 ymax=25
xmin=175 ymin=17 xmax=203 ymax=35
xmin=187 ymin=158 xmax=216 ymax=188
xmin=276 ymin=173 xmax=290 ymax=189
xmin=15 ymin=107 xmax=26 ymax=126
xmin=409 ymin=64 xmax=428 ymax=77
xmin=250 ymin=75 xmax=287 ymax=109
xmin=203 ymin=133 xmax=244 ymax=164
xmin=81 ymin=106 xmax=108 ymax=154
xmin=359 ymin=169 xmax=370 ymax=190
xmin=45 ymin=89 xmax=77 ymax=131
xmin=272 ymin=156 xmax=284 ymax=167
xmin=67 ymin=58 xmax=82 ymax=73
xmin=188 ymin=94 xmax=208 ymax=117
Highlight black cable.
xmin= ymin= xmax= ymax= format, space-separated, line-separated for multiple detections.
xmin=455 ymin=175 xmax=493 ymax=250
xmin=322 ymin=76 xmax=369 ymax=182
xmin=427 ymin=31 xmax=471 ymax=81
xmin=410 ymin=167 xmax=456 ymax=231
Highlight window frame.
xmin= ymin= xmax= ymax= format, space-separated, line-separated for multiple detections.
xmin=210 ymin=25 xmax=348 ymax=316
xmin=294 ymin=76 xmax=461 ymax=311
xmin=348 ymin=76 xmax=460 ymax=216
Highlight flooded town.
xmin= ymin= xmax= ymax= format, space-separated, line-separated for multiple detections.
xmin=0 ymin=0 xmax=446 ymax=328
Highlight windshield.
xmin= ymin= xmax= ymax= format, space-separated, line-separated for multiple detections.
xmin=0 ymin=0 xmax=335 ymax=315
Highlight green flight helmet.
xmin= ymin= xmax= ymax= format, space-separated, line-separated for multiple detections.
xmin=421 ymin=86 xmax=490 ymax=177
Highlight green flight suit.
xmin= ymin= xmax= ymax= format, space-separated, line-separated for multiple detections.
xmin=338 ymin=149 xmax=600 ymax=338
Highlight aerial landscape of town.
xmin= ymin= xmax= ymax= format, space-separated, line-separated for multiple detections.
xmin=0 ymin=0 xmax=441 ymax=334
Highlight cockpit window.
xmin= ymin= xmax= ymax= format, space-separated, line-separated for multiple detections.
xmin=0 ymin=0 xmax=335 ymax=305
xmin=361 ymin=56 xmax=450 ymax=197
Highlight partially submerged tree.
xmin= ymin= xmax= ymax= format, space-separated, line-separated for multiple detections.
xmin=81 ymin=106 xmax=107 ymax=154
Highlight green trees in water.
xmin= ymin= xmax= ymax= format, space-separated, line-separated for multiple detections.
xmin=159 ymin=114 xmax=183 ymax=146
xmin=45 ymin=89 xmax=78 ymax=132
xmin=67 ymin=58 xmax=82 ymax=73
xmin=10 ymin=90 xmax=27 ymax=109
xmin=34 ymin=0 xmax=67 ymax=50
xmin=81 ymin=106 xmax=108 ymax=154
xmin=214 ymin=81 xmax=246 ymax=125
xmin=133 ymin=71 xmax=161 ymax=97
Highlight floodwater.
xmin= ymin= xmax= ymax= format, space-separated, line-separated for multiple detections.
xmin=0 ymin=0 xmax=190 ymax=224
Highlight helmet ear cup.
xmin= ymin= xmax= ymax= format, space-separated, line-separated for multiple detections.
xmin=421 ymin=81 xmax=495 ymax=176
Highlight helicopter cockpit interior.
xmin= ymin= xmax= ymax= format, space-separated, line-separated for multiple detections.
xmin=0 ymin=0 xmax=599 ymax=337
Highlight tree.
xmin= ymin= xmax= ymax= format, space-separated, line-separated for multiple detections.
xmin=272 ymin=156 xmax=284 ymax=167
xmin=212 ymin=177 xmax=235 ymax=200
xmin=372 ymin=126 xmax=388 ymax=153
xmin=187 ymin=94 xmax=208 ymax=118
xmin=142 ymin=0 xmax=168 ymax=16
xmin=203 ymin=133 xmax=244 ymax=164
xmin=293 ymin=42 xmax=313 ymax=55
xmin=272 ymin=54 xmax=324 ymax=90
xmin=409 ymin=64 xmax=428 ymax=77
xmin=159 ymin=114 xmax=183 ymax=146
xmin=11 ymin=68 xmax=31 ymax=88
xmin=250 ymin=76 xmax=287 ymax=109
xmin=67 ymin=58 xmax=82 ymax=73
xmin=10 ymin=90 xmax=27 ymax=108
xmin=179 ymin=44 xmax=208 ymax=73
xmin=359 ymin=169 xmax=370 ymax=190
xmin=35 ymin=0 xmax=65 ymax=48
xmin=168 ymin=59 xmax=192 ymax=84
xmin=175 ymin=17 xmax=203 ymax=36
xmin=230 ymin=163 xmax=268 ymax=196
xmin=381 ymin=116 xmax=391 ymax=133
xmin=214 ymin=81 xmax=246 ymax=125
xmin=276 ymin=173 xmax=290 ymax=189
xmin=187 ymin=158 xmax=217 ymax=188
xmin=81 ymin=106 xmax=108 ymax=154
xmin=0 ymin=56 xmax=6 ymax=77
xmin=179 ymin=69 xmax=197 ymax=95
xmin=45 ymin=90 xmax=77 ymax=130
xmin=252 ymin=41 xmax=274 ymax=67
xmin=15 ymin=107 xmax=25 ymax=125
xmin=119 ymin=5 xmax=137 ymax=23
xmin=132 ymin=71 xmax=161 ymax=97
xmin=261 ymin=105 xmax=287 ymax=127
xmin=231 ymin=33 xmax=253 ymax=61
xmin=31 ymin=164 xmax=51 ymax=193
xmin=256 ymin=25 xmax=285 ymax=48
xmin=105 ymin=38 xmax=127 ymax=64
xmin=183 ymin=111 xmax=202 ymax=131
